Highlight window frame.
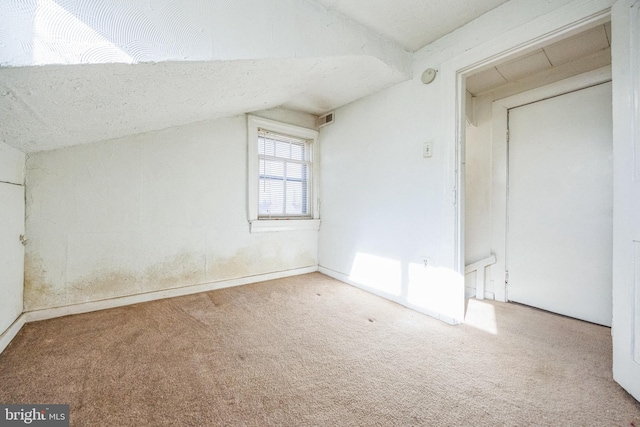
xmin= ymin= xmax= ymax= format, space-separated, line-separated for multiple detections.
xmin=247 ymin=115 xmax=320 ymax=233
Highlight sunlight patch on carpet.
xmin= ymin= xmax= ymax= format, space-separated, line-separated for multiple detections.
xmin=464 ymin=299 xmax=498 ymax=335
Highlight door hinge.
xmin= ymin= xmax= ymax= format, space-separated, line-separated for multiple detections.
xmin=504 ymin=270 xmax=509 ymax=300
xmin=506 ymin=129 xmax=510 ymax=142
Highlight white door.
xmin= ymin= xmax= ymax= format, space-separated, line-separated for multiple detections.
xmin=0 ymin=182 xmax=25 ymax=334
xmin=507 ymin=82 xmax=613 ymax=326
xmin=611 ymin=0 xmax=640 ymax=402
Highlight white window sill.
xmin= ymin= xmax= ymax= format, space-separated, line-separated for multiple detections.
xmin=250 ymin=219 xmax=321 ymax=233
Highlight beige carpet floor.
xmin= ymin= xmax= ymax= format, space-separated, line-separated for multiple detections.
xmin=1 ymin=272 xmax=639 ymax=426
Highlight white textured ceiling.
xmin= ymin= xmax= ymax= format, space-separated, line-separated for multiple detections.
xmin=313 ymin=0 xmax=511 ymax=51
xmin=0 ymin=57 xmax=405 ymax=153
xmin=0 ymin=0 xmax=516 ymax=153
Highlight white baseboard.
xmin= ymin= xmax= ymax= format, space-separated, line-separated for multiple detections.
xmin=318 ymin=266 xmax=460 ymax=325
xmin=1 ymin=266 xmax=318 ymax=354
xmin=0 ymin=314 xmax=27 ymax=355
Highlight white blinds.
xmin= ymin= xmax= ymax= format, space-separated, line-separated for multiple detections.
xmin=257 ymin=128 xmax=312 ymax=218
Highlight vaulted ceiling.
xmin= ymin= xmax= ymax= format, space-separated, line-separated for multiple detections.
xmin=312 ymin=0 xmax=510 ymax=51
xmin=0 ymin=0 xmax=517 ymax=153
xmin=2 ymin=1 xmax=610 ymax=154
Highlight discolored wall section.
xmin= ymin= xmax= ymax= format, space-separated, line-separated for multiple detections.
xmin=24 ymin=112 xmax=318 ymax=311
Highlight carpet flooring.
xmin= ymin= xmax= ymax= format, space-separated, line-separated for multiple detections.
xmin=1 ymin=272 xmax=639 ymax=426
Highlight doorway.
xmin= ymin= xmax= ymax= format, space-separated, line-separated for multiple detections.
xmin=462 ymin=19 xmax=612 ymax=310
xmin=450 ymin=0 xmax=640 ymax=401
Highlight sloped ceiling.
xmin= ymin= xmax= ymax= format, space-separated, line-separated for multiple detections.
xmin=0 ymin=57 xmax=404 ymax=153
xmin=0 ymin=0 xmax=515 ymax=153
xmin=313 ymin=0 xmax=510 ymax=52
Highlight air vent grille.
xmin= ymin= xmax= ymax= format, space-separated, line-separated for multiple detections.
xmin=317 ymin=112 xmax=335 ymax=128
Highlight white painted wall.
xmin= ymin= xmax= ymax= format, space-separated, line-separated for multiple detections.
xmin=464 ymin=96 xmax=493 ymax=264
xmin=0 ymin=142 xmax=25 ymax=335
xmin=317 ymin=0 xmax=608 ymax=324
xmin=24 ymin=111 xmax=318 ymax=311
xmin=464 ymin=95 xmax=494 ymax=298
xmin=318 ymin=77 xmax=457 ymax=321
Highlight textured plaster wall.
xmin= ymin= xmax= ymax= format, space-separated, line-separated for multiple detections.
xmin=24 ymin=112 xmax=318 ymax=311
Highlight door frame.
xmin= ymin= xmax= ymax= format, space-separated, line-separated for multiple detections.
xmin=440 ymin=0 xmax=640 ymax=401
xmin=491 ymin=67 xmax=612 ymax=302
xmin=437 ymin=0 xmax=614 ymax=320
xmin=610 ymin=0 xmax=640 ymax=400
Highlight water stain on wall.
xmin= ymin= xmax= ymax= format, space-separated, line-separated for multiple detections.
xmin=25 ymin=246 xmax=316 ymax=311
xmin=23 ymin=254 xmax=57 ymax=311
xmin=66 ymin=252 xmax=207 ymax=307
xmin=209 ymin=246 xmax=315 ymax=281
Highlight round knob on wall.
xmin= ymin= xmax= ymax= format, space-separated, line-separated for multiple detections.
xmin=421 ymin=68 xmax=437 ymax=84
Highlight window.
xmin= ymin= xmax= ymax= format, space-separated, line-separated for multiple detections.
xmin=258 ymin=129 xmax=311 ymax=218
xmin=247 ymin=115 xmax=320 ymax=232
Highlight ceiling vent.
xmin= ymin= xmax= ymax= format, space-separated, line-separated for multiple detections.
xmin=317 ymin=112 xmax=335 ymax=128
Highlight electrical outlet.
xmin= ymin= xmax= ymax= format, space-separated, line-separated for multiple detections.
xmin=423 ymin=141 xmax=433 ymax=158
xmin=421 ymin=256 xmax=435 ymax=269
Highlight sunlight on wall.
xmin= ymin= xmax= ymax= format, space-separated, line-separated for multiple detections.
xmin=407 ymin=262 xmax=465 ymax=322
xmin=34 ymin=0 xmax=132 ymax=64
xmin=349 ymin=252 xmax=402 ymax=296
xmin=463 ymin=299 xmax=498 ymax=335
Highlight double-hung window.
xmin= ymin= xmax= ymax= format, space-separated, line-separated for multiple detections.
xmin=258 ymin=129 xmax=311 ymax=218
xmin=247 ymin=115 xmax=320 ymax=232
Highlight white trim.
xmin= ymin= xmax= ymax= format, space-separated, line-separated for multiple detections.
xmin=318 ymin=266 xmax=460 ymax=325
xmin=247 ymin=115 xmax=320 ymax=232
xmin=439 ymin=0 xmax=614 ymax=307
xmin=611 ymin=0 xmax=640 ymax=401
xmin=24 ymin=266 xmax=318 ymax=323
xmin=464 ymin=254 xmax=497 ymax=300
xmin=494 ymin=66 xmax=612 ymax=110
xmin=0 ymin=314 xmax=26 ymax=355
xmin=489 ymin=67 xmax=612 ymax=302
xmin=250 ymin=219 xmax=320 ymax=233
